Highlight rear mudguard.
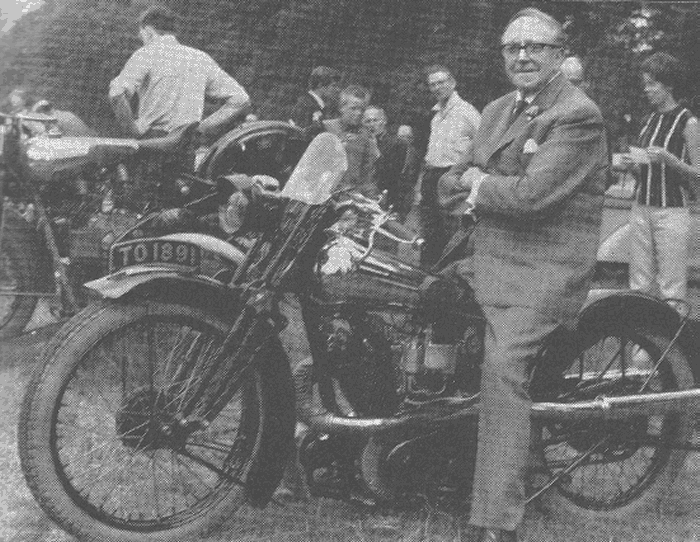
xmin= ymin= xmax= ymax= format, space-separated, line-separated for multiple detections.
xmin=85 ymin=232 xmax=245 ymax=300
xmin=579 ymin=290 xmax=698 ymax=382
xmin=532 ymin=290 xmax=699 ymax=399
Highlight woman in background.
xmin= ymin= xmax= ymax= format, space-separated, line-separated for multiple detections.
xmin=621 ymin=52 xmax=699 ymax=311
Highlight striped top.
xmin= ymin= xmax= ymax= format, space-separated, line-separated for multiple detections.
xmin=635 ymin=105 xmax=693 ymax=207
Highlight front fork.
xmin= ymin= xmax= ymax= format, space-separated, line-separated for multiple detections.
xmin=176 ymin=287 xmax=281 ymax=424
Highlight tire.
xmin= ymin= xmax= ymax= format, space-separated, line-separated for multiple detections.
xmin=18 ymin=299 xmax=284 ymax=542
xmin=532 ymin=324 xmax=694 ymax=521
xmin=0 ymin=204 xmax=43 ymax=339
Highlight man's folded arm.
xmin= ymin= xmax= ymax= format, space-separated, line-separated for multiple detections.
xmin=475 ymin=117 xmax=607 ymax=218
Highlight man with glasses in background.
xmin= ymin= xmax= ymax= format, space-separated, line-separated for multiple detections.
xmin=439 ymin=8 xmax=608 ymax=541
xmin=419 ymin=65 xmax=481 ymax=266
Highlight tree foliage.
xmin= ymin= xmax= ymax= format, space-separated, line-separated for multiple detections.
xmin=0 ymin=0 xmax=696 ymax=144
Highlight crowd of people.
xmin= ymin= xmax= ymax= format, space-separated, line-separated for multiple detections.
xmin=3 ymin=5 xmax=698 ymax=541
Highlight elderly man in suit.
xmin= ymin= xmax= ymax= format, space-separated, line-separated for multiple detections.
xmin=439 ymin=8 xmax=609 ymax=542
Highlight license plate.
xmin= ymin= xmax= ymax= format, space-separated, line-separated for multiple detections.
xmin=109 ymin=238 xmax=201 ymax=272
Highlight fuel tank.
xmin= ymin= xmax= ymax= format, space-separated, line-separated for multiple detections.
xmin=23 ymin=136 xmax=139 ymax=183
xmin=313 ymin=235 xmax=436 ymax=308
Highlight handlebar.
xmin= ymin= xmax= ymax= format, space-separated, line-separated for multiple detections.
xmin=334 ymin=191 xmax=424 ymax=248
xmin=0 ymin=111 xmax=58 ymax=124
xmin=379 ymin=218 xmax=424 ymax=247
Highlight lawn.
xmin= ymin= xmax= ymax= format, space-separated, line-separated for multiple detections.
xmin=0 ymin=319 xmax=698 ymax=542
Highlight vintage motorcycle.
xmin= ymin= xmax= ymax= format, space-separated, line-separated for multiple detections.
xmin=18 ymin=133 xmax=699 ymax=542
xmin=0 ymin=110 xmax=306 ymax=338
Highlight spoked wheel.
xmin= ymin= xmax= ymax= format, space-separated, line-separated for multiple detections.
xmin=532 ymin=324 xmax=694 ymax=520
xmin=18 ymin=300 xmax=290 ymax=542
xmin=0 ymin=205 xmax=43 ymax=340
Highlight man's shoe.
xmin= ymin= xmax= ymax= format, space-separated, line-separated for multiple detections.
xmin=479 ymin=528 xmax=519 ymax=542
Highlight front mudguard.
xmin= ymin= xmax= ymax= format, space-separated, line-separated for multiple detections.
xmin=245 ymin=332 xmax=296 ymax=507
xmin=86 ymin=242 xmax=296 ymax=506
xmin=86 ymin=232 xmax=245 ymax=300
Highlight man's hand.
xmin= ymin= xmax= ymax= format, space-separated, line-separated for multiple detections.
xmin=459 ymin=167 xmax=487 ymax=191
xmin=647 ymin=146 xmax=674 ymax=166
xmin=109 ymin=92 xmax=140 ymax=138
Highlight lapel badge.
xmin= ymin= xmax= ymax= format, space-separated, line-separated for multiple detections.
xmin=523 ymin=138 xmax=539 ymax=154
xmin=525 ymin=104 xmax=540 ymax=121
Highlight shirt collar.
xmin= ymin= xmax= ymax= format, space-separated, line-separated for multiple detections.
xmin=308 ymin=90 xmax=325 ymax=109
xmin=432 ymin=91 xmax=459 ymax=113
xmin=148 ymin=34 xmax=179 ymax=48
xmin=517 ymin=72 xmax=563 ymax=104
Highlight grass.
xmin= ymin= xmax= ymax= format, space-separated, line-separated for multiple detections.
xmin=0 ymin=315 xmax=698 ymax=542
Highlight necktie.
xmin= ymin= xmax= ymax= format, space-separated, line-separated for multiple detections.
xmin=511 ymin=98 xmax=527 ymax=123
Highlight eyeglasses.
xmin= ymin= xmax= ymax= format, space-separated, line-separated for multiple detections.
xmin=428 ymin=77 xmax=452 ymax=88
xmin=501 ymin=42 xmax=562 ymax=57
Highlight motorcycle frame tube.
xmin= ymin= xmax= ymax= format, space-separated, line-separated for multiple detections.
xmin=31 ymin=189 xmax=78 ymax=311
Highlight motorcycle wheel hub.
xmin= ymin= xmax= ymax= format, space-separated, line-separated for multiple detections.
xmin=115 ymin=387 xmax=199 ymax=451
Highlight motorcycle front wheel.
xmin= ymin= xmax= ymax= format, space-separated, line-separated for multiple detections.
xmin=532 ymin=323 xmax=694 ymax=521
xmin=19 ymin=299 xmax=277 ymax=542
xmin=0 ymin=204 xmax=43 ymax=339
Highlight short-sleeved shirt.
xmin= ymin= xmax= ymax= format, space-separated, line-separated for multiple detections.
xmin=109 ymin=34 xmax=249 ymax=135
xmin=425 ymin=92 xmax=481 ymax=168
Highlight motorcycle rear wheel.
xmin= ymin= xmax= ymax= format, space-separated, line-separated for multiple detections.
xmin=533 ymin=324 xmax=694 ymax=521
xmin=19 ymin=300 xmax=272 ymax=542
xmin=0 ymin=205 xmax=43 ymax=339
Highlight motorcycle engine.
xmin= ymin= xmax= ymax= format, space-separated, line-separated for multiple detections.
xmin=321 ymin=306 xmax=483 ymax=416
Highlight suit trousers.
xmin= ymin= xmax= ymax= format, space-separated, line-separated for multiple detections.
xmin=629 ymin=203 xmax=690 ymax=303
xmin=419 ymin=166 xmax=452 ymax=267
xmin=469 ymin=305 xmax=559 ymax=531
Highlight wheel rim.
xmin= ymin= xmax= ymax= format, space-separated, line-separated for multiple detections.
xmin=537 ymin=330 xmax=679 ymax=511
xmin=50 ymin=314 xmax=261 ymax=530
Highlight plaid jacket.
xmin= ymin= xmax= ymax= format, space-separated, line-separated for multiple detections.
xmin=439 ymin=74 xmax=609 ymax=324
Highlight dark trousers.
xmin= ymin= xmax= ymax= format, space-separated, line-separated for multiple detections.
xmin=419 ymin=166 xmax=452 ymax=267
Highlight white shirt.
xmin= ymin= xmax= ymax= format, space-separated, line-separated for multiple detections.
xmin=425 ymin=92 xmax=481 ymax=168
xmin=109 ymin=35 xmax=249 ymax=135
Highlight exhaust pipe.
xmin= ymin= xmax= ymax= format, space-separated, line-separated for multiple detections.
xmin=294 ymin=362 xmax=479 ymax=435
xmin=532 ymin=388 xmax=700 ymax=422
xmin=295 ymin=364 xmax=700 ymax=435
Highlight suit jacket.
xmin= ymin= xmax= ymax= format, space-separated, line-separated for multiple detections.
xmin=375 ymin=132 xmax=417 ymax=218
xmin=290 ymin=91 xmax=327 ymax=128
xmin=439 ymin=74 xmax=608 ymax=324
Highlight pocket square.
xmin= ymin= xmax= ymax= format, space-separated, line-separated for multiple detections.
xmin=523 ymin=138 xmax=539 ymax=154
